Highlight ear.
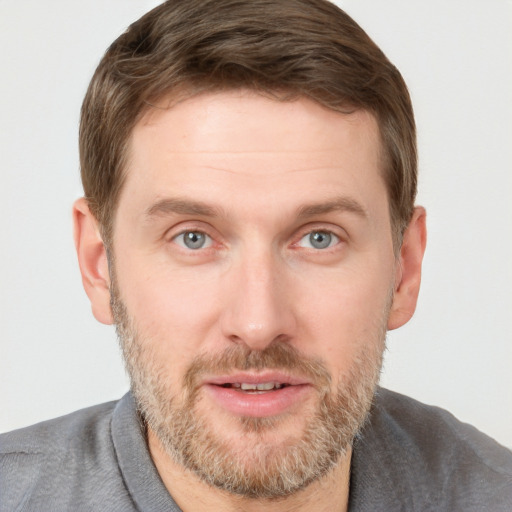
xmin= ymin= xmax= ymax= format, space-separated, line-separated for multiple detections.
xmin=73 ymin=198 xmax=113 ymax=325
xmin=387 ymin=206 xmax=427 ymax=331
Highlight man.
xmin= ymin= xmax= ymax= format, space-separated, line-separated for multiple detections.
xmin=1 ymin=0 xmax=511 ymax=510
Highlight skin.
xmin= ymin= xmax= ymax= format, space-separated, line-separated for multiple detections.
xmin=74 ymin=91 xmax=426 ymax=512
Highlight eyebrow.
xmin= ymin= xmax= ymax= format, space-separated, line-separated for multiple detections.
xmin=144 ymin=195 xmax=367 ymax=221
xmin=145 ymin=197 xmax=224 ymax=218
xmin=297 ymin=196 xmax=368 ymax=219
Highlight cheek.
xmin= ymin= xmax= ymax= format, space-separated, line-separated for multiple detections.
xmin=116 ymin=256 xmax=224 ymax=356
xmin=295 ymin=262 xmax=393 ymax=370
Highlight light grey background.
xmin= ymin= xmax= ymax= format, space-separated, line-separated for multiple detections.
xmin=1 ymin=0 xmax=511 ymax=447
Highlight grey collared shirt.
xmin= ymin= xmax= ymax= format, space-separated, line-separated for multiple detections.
xmin=1 ymin=389 xmax=511 ymax=511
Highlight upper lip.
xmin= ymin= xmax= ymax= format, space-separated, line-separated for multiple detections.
xmin=204 ymin=371 xmax=311 ymax=387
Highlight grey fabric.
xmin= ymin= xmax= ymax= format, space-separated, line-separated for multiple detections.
xmin=0 ymin=394 xmax=178 ymax=512
xmin=1 ymin=388 xmax=511 ymax=511
xmin=349 ymin=389 xmax=512 ymax=511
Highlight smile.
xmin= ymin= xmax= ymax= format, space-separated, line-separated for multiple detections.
xmin=219 ymin=382 xmax=288 ymax=392
xmin=203 ymin=373 xmax=311 ymax=417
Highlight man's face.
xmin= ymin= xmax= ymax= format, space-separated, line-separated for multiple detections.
xmin=110 ymin=91 xmax=398 ymax=497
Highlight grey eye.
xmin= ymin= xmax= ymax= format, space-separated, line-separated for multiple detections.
xmin=298 ymin=230 xmax=338 ymax=249
xmin=175 ymin=231 xmax=212 ymax=250
xmin=309 ymin=231 xmax=331 ymax=249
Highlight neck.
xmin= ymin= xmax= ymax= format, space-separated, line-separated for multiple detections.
xmin=148 ymin=427 xmax=352 ymax=512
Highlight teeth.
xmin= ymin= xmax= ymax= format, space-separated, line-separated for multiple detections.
xmin=220 ymin=382 xmax=287 ymax=391
xmin=238 ymin=382 xmax=283 ymax=391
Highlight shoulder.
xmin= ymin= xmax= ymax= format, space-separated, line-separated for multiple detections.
xmin=1 ymin=399 xmax=118 ymax=455
xmin=350 ymin=388 xmax=512 ymax=511
xmin=0 ymin=400 xmax=119 ymax=478
xmin=0 ymin=398 xmax=135 ymax=511
xmin=373 ymin=388 xmax=512 ymax=476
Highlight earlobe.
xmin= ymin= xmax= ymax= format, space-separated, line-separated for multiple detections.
xmin=73 ymin=198 xmax=114 ymax=325
xmin=387 ymin=206 xmax=427 ymax=331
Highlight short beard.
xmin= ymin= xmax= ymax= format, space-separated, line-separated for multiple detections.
xmin=111 ymin=282 xmax=387 ymax=500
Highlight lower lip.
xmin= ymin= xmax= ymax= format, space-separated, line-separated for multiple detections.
xmin=203 ymin=384 xmax=312 ymax=418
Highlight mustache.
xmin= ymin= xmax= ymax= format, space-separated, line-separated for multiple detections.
xmin=183 ymin=342 xmax=332 ymax=394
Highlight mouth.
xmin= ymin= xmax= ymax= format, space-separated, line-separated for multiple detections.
xmin=217 ymin=381 xmax=289 ymax=393
xmin=203 ymin=373 xmax=312 ymax=417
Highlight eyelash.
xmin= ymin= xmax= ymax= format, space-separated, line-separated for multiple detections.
xmin=173 ymin=230 xmax=214 ymax=250
xmin=169 ymin=224 xmax=344 ymax=254
xmin=296 ymin=230 xmax=341 ymax=250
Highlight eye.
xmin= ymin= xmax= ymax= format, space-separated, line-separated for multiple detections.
xmin=174 ymin=231 xmax=212 ymax=250
xmin=298 ymin=230 xmax=340 ymax=250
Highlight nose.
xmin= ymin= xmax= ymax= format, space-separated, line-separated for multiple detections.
xmin=220 ymin=250 xmax=297 ymax=351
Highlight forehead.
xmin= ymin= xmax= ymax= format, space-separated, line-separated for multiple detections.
xmin=119 ymin=91 xmax=387 ymax=224
xmin=133 ymin=91 xmax=382 ymax=157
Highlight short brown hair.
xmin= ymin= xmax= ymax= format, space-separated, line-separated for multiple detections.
xmin=80 ymin=0 xmax=416 ymax=248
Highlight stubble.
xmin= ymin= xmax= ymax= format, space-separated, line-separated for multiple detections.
xmin=111 ymin=280 xmax=387 ymax=499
